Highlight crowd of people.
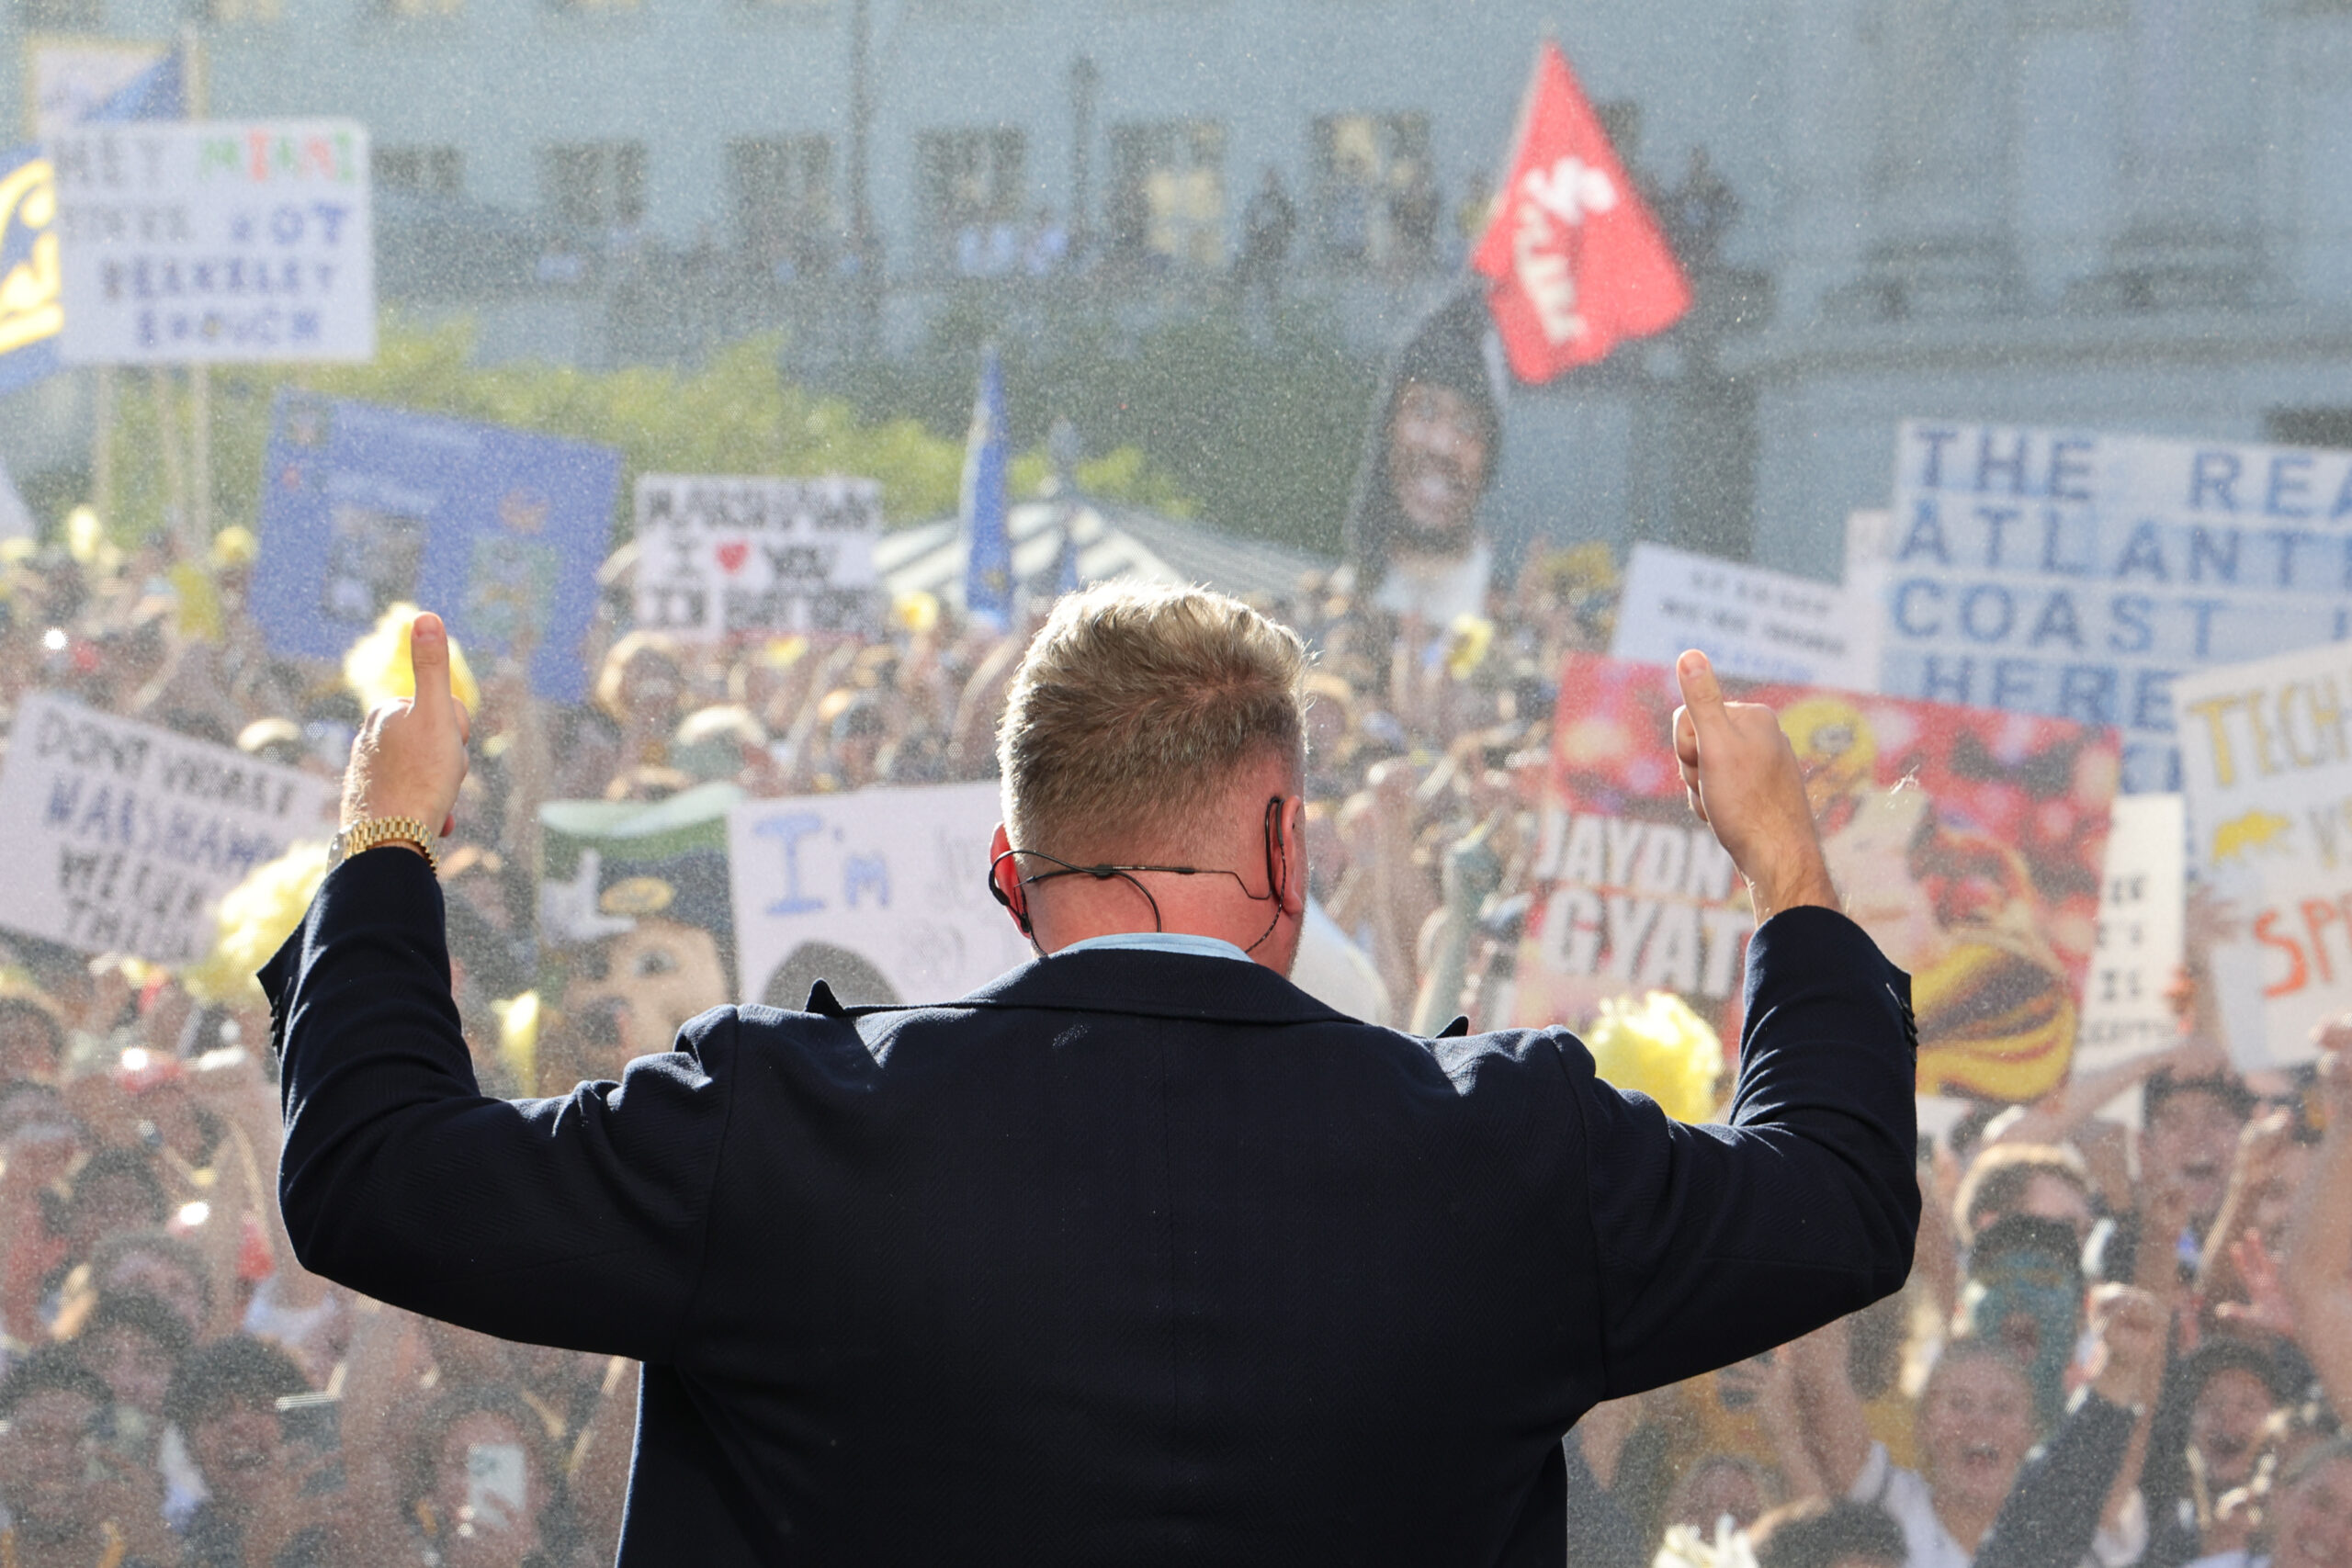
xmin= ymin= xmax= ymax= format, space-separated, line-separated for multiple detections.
xmin=0 ymin=506 xmax=2343 ymax=1568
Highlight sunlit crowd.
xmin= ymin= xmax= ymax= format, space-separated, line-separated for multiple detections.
xmin=0 ymin=516 xmax=2343 ymax=1568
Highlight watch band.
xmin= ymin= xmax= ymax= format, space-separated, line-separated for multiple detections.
xmin=333 ymin=817 xmax=439 ymax=874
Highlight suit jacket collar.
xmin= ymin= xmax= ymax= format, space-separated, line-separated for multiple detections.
xmin=931 ymin=946 xmax=1357 ymax=1028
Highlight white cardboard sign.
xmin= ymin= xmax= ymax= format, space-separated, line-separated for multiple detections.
xmin=634 ymin=474 xmax=882 ymax=640
xmin=2073 ymin=794 xmax=2188 ymax=1075
xmin=728 ymin=781 xmax=1029 ymax=1010
xmin=0 ymin=694 xmax=337 ymax=963
xmin=51 ymin=118 xmax=374 ymax=364
xmin=1611 ymin=541 xmax=1878 ymax=687
xmin=2174 ymin=645 xmax=2352 ymax=1069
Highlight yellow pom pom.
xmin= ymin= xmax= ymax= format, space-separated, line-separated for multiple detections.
xmin=491 ymin=991 xmax=540 ymax=1095
xmin=893 ymin=590 xmax=941 ymax=635
xmin=65 ymin=506 xmax=104 ymax=565
xmin=209 ymin=525 xmax=259 ymax=569
xmin=182 ymin=840 xmax=332 ymax=1008
xmin=343 ymin=603 xmax=481 ymax=716
xmin=1583 ymin=990 xmax=1725 ymax=1123
xmin=1443 ymin=614 xmax=1495 ymax=681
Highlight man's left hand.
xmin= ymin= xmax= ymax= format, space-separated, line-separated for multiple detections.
xmin=341 ymin=611 xmax=471 ymax=837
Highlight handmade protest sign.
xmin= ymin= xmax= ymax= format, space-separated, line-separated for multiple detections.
xmin=729 ymin=781 xmax=1029 ymax=1013
xmin=634 ymin=474 xmax=883 ymax=639
xmin=0 ymin=694 xmax=337 ymax=963
xmin=1513 ymin=655 xmax=2119 ymax=1102
xmin=50 ymin=118 xmax=373 ymax=364
xmin=1879 ymin=421 xmax=2352 ymax=794
xmin=2174 ymin=645 xmax=2352 ymax=1069
xmin=250 ymin=392 xmax=621 ymax=703
xmin=2072 ymin=794 xmax=2188 ymax=1076
xmin=1611 ymin=541 xmax=1878 ymax=687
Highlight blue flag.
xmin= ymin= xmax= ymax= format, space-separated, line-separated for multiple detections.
xmin=0 ymin=50 xmax=181 ymax=398
xmin=89 ymin=50 xmax=186 ymax=123
xmin=0 ymin=148 xmax=62 ymax=398
xmin=962 ymin=348 xmax=1012 ymax=631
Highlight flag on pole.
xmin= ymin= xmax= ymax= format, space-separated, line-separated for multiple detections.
xmin=1471 ymin=41 xmax=1690 ymax=382
xmin=0 ymin=47 xmax=184 ymax=398
xmin=87 ymin=48 xmax=186 ymax=123
xmin=0 ymin=147 xmax=62 ymax=398
xmin=961 ymin=348 xmax=1012 ymax=630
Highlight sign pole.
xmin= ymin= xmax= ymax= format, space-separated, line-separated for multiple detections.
xmin=182 ymin=26 xmax=210 ymax=555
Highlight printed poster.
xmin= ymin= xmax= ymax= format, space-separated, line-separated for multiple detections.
xmin=1514 ymin=654 xmax=2120 ymax=1102
xmin=2174 ymin=645 xmax=2352 ymax=1069
xmin=0 ymin=694 xmax=337 ymax=964
xmin=251 ymin=392 xmax=621 ymax=703
xmin=1878 ymin=421 xmax=2352 ymax=794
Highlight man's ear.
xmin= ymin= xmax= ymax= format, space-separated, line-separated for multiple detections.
xmin=988 ymin=823 xmax=1032 ymax=936
xmin=1277 ymin=795 xmax=1309 ymax=917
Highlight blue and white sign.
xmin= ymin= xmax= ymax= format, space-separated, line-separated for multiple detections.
xmin=1879 ymin=421 xmax=2352 ymax=792
xmin=729 ymin=781 xmax=1027 ymax=1011
xmin=1611 ymin=541 xmax=1877 ymax=688
xmin=251 ymin=392 xmax=622 ymax=702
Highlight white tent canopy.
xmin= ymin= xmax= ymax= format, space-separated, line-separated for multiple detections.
xmin=876 ymin=495 xmax=1335 ymax=612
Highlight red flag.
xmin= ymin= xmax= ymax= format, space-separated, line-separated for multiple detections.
xmin=1472 ymin=41 xmax=1691 ymax=381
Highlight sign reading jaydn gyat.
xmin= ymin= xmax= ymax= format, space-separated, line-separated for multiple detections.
xmin=634 ymin=475 xmax=882 ymax=639
xmin=252 ymin=393 xmax=621 ymax=704
xmin=1879 ymin=422 xmax=2352 ymax=793
xmin=49 ymin=118 xmax=373 ymax=364
xmin=0 ymin=694 xmax=337 ymax=964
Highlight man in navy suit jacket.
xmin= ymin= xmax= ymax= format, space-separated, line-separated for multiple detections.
xmin=263 ymin=588 xmax=1917 ymax=1565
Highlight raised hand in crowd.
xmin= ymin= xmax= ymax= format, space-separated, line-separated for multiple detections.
xmin=2281 ymin=1018 xmax=2352 ymax=1419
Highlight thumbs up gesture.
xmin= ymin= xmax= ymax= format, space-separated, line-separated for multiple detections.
xmin=1670 ymin=650 xmax=1838 ymax=923
xmin=340 ymin=611 xmax=472 ymax=840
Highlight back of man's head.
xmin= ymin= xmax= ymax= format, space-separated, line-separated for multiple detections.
xmin=998 ymin=584 xmax=1307 ymax=862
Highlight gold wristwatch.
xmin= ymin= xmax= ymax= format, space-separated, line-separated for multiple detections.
xmin=328 ymin=817 xmax=439 ymax=874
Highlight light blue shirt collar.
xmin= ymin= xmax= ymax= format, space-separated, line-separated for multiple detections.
xmin=1056 ymin=931 xmax=1254 ymax=964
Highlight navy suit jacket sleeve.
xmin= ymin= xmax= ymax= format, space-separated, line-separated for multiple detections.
xmin=260 ymin=850 xmax=731 ymax=1362
xmin=1566 ymin=905 xmax=1919 ymax=1397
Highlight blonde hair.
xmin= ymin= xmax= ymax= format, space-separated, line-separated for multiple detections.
xmin=998 ymin=583 xmax=1308 ymax=860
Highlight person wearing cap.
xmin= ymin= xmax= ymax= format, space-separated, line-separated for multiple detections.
xmin=262 ymin=590 xmax=1918 ymax=1565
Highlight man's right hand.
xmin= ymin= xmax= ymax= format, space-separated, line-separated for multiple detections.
xmin=340 ymin=611 xmax=471 ymax=840
xmin=1670 ymin=649 xmax=1839 ymax=922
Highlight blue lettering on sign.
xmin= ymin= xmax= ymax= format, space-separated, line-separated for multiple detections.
xmin=843 ymin=853 xmax=889 ymax=908
xmin=757 ymin=813 xmax=827 ymax=915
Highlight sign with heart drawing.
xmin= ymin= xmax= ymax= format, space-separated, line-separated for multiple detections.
xmin=633 ymin=473 xmax=883 ymax=640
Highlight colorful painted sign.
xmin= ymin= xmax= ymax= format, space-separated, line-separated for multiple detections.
xmin=2175 ymin=645 xmax=2352 ymax=1069
xmin=1514 ymin=655 xmax=2120 ymax=1102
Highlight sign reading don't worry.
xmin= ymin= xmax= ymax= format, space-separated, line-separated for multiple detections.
xmin=0 ymin=694 xmax=337 ymax=963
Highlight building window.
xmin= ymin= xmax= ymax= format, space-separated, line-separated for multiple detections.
xmin=374 ymin=145 xmax=464 ymax=198
xmin=17 ymin=0 xmax=101 ymax=28
xmin=1107 ymin=119 xmax=1227 ymax=271
xmin=1310 ymin=112 xmax=1435 ymax=272
xmin=915 ymin=128 xmax=1026 ymax=275
xmin=729 ymin=136 xmax=835 ymax=278
xmin=541 ymin=141 xmax=648 ymax=231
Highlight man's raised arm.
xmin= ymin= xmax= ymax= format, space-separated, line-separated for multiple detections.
xmin=263 ymin=614 xmax=729 ymax=1361
xmin=1569 ymin=651 xmax=1920 ymax=1395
